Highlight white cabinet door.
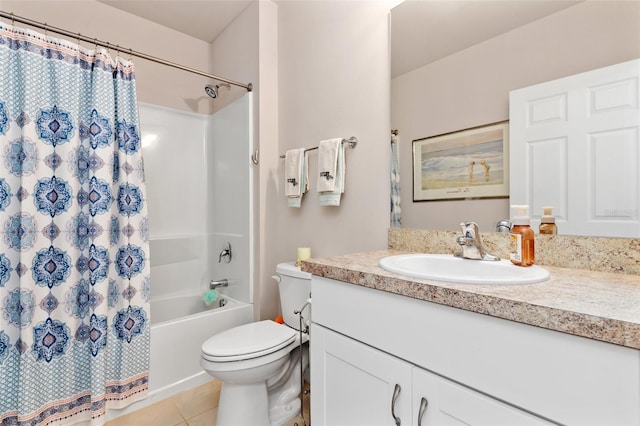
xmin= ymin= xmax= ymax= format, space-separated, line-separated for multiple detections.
xmin=412 ymin=367 xmax=551 ymax=426
xmin=510 ymin=59 xmax=640 ymax=237
xmin=311 ymin=324 xmax=412 ymax=426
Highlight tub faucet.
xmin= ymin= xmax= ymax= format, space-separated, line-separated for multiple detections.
xmin=455 ymin=222 xmax=500 ymax=261
xmin=210 ymin=278 xmax=229 ymax=289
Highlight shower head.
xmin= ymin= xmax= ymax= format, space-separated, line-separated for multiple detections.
xmin=204 ymin=84 xmax=218 ymax=99
xmin=204 ymin=82 xmax=231 ymax=99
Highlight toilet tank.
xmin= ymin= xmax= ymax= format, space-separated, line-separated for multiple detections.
xmin=276 ymin=262 xmax=312 ymax=330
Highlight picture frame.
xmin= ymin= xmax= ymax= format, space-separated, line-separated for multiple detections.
xmin=413 ymin=121 xmax=509 ymax=202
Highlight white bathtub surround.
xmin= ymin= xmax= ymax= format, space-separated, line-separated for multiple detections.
xmin=207 ymin=94 xmax=254 ymax=305
xmin=140 ymin=95 xmax=254 ymax=305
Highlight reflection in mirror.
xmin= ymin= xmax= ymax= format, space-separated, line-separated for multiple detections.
xmin=391 ymin=0 xmax=640 ymax=236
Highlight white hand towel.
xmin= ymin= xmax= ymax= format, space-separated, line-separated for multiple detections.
xmin=288 ymin=151 xmax=309 ymax=208
xmin=316 ymin=138 xmax=342 ymax=192
xmin=285 ymin=148 xmax=305 ymax=197
xmin=319 ymin=141 xmax=345 ymax=207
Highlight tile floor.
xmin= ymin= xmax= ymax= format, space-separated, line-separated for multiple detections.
xmin=105 ymin=380 xmax=310 ymax=426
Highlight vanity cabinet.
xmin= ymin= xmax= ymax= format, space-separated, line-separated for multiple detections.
xmin=310 ymin=276 xmax=640 ymax=425
xmin=312 ymin=324 xmax=549 ymax=425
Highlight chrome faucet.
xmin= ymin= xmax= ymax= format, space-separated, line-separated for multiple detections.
xmin=455 ymin=222 xmax=500 ymax=261
xmin=210 ymin=278 xmax=229 ymax=289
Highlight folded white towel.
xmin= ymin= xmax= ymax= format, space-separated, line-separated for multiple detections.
xmin=316 ymin=138 xmax=342 ymax=193
xmin=285 ymin=148 xmax=305 ymax=197
xmin=319 ymin=141 xmax=345 ymax=207
xmin=286 ymin=150 xmax=309 ymax=208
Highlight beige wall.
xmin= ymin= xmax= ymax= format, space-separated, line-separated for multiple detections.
xmin=392 ymin=0 xmax=640 ymax=232
xmin=256 ymin=1 xmax=280 ymax=321
xmin=269 ymin=1 xmax=391 ymax=319
xmin=210 ymin=1 xmax=259 ymax=114
xmin=3 ymin=0 xmax=214 ymax=114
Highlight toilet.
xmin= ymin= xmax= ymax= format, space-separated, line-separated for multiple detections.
xmin=201 ymin=262 xmax=311 ymax=426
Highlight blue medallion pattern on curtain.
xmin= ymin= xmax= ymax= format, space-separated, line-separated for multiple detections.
xmin=0 ymin=22 xmax=150 ymax=425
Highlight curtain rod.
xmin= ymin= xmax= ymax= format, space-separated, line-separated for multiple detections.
xmin=0 ymin=10 xmax=253 ymax=92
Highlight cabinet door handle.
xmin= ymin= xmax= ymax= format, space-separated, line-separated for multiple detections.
xmin=391 ymin=383 xmax=401 ymax=426
xmin=417 ymin=397 xmax=429 ymax=426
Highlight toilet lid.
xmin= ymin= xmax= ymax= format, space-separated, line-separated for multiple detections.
xmin=202 ymin=320 xmax=297 ymax=361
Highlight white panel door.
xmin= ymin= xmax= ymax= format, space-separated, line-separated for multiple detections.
xmin=510 ymin=59 xmax=640 ymax=237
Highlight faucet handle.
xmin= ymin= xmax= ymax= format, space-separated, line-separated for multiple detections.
xmin=218 ymin=242 xmax=232 ymax=263
xmin=459 ymin=221 xmax=480 ymax=239
xmin=455 ymin=222 xmax=500 ymax=261
xmin=496 ymin=219 xmax=513 ymax=233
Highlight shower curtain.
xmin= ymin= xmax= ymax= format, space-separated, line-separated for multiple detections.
xmin=0 ymin=23 xmax=150 ymax=425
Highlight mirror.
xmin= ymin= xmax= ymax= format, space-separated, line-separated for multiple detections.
xmin=391 ymin=0 xmax=640 ymax=236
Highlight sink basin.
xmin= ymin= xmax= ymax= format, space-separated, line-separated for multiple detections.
xmin=379 ymin=254 xmax=550 ymax=285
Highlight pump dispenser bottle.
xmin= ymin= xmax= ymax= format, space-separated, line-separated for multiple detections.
xmin=510 ymin=205 xmax=535 ymax=266
xmin=539 ymin=206 xmax=557 ymax=235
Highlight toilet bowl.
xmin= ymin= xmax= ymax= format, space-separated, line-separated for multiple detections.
xmin=200 ymin=262 xmax=311 ymax=426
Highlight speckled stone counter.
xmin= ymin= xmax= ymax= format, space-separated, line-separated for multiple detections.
xmin=302 ymin=247 xmax=640 ymax=350
xmin=388 ymin=228 xmax=640 ymax=275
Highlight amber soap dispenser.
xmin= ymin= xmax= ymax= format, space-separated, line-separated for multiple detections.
xmin=510 ymin=205 xmax=535 ymax=266
xmin=539 ymin=206 xmax=558 ymax=235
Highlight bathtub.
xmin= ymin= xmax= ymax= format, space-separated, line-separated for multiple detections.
xmin=107 ymin=294 xmax=253 ymax=420
xmin=149 ymin=294 xmax=253 ymax=395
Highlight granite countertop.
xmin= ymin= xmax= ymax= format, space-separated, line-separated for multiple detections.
xmin=302 ymin=250 xmax=640 ymax=350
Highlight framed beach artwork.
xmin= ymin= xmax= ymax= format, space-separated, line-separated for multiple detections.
xmin=412 ymin=121 xmax=509 ymax=201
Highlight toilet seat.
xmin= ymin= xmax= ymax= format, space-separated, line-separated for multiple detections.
xmin=202 ymin=320 xmax=297 ymax=362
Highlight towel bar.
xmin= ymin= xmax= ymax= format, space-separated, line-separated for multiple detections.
xmin=279 ymin=136 xmax=357 ymax=158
